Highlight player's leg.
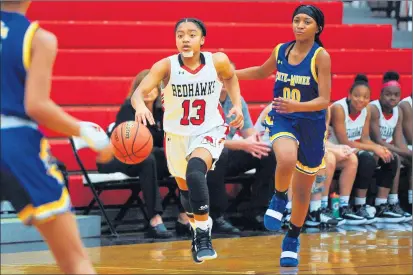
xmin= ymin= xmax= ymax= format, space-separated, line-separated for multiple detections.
xmin=1 ymin=130 xmax=96 ymax=274
xmin=175 ymin=177 xmax=203 ymax=264
xmin=35 ymin=213 xmax=96 ymax=274
xmin=265 ymin=115 xmax=298 ymax=231
xmin=388 ymin=155 xmax=412 ymax=221
xmin=279 ymin=117 xmax=325 ymax=267
xmin=164 ymin=132 xmax=203 ymax=263
xmin=375 ymin=153 xmax=404 ymax=223
xmin=306 ymin=154 xmax=340 ymax=227
xmin=334 ymin=153 xmax=365 ymax=225
xmin=186 ymin=147 xmax=216 ymax=261
xmin=353 ymin=151 xmax=377 ymax=224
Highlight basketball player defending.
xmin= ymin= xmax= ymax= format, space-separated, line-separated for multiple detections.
xmin=132 ymin=18 xmax=244 ymax=263
xmin=236 ymin=5 xmax=331 ymax=267
xmin=1 ymin=1 xmax=113 ymax=274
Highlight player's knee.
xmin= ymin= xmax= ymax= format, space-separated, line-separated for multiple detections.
xmin=186 ymin=157 xmax=209 ymax=215
xmin=276 ymin=152 xmax=297 ymax=170
xmin=347 ymin=153 xmax=358 ymax=168
xmin=186 ymin=157 xmax=208 ymax=183
xmin=357 ymin=151 xmax=376 ymax=174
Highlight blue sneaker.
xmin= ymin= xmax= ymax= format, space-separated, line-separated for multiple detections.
xmin=264 ymin=194 xmax=288 ymax=231
xmin=280 ymin=235 xmax=300 ymax=267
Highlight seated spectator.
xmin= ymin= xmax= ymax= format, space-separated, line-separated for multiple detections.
xmin=97 ymin=70 xmax=176 ymax=238
xmin=369 ymin=71 xmax=412 ymax=221
xmin=211 ymin=62 xmax=274 ymax=230
xmin=321 ymin=107 xmax=364 ymax=225
xmin=398 ymin=92 xmax=412 ymax=210
xmin=329 ymin=74 xmax=403 ymax=224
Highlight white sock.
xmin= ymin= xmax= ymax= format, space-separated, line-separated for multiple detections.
xmin=340 ymin=196 xmax=350 ymax=207
xmin=375 ymin=197 xmax=388 ymax=206
xmin=355 ymin=197 xmax=366 ymax=206
xmin=189 ymin=220 xmax=196 ymax=230
xmin=195 ymin=217 xmax=212 ymax=231
xmin=409 ymin=190 xmax=412 ymax=204
xmin=310 ymin=200 xmax=322 ymax=212
xmin=388 ymin=194 xmax=399 ymax=205
xmin=286 ymin=201 xmax=292 ymax=210
xmin=321 ymin=196 xmax=329 ymax=208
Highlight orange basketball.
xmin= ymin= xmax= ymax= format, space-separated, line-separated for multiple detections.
xmin=110 ymin=121 xmax=153 ymax=164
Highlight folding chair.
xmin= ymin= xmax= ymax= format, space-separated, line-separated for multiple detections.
xmin=69 ymin=122 xmax=147 ymax=236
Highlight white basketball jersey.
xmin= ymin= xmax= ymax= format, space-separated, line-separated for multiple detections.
xmin=369 ymin=99 xmax=398 ymax=143
xmin=401 ymin=96 xmax=412 ymax=108
xmin=329 ymin=97 xmax=367 ymax=144
xmin=161 ymin=52 xmax=224 ymax=136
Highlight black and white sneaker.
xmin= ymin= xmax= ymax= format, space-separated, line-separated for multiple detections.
xmin=305 ymin=210 xmax=321 ymax=227
xmin=305 ymin=209 xmax=340 ymax=227
xmin=389 ymin=203 xmax=412 ymax=222
xmin=375 ymin=203 xmax=405 ymax=223
xmin=354 ymin=204 xmax=376 ymax=224
xmin=340 ymin=206 xmax=366 ymax=225
xmin=190 ymin=227 xmax=203 ymax=264
xmin=194 ymin=227 xmax=217 ymax=261
xmin=319 ymin=208 xmax=340 ymax=226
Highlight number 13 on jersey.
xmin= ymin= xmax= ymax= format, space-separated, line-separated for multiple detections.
xmin=180 ymin=99 xmax=206 ymax=126
xmin=283 ymin=87 xmax=301 ymax=102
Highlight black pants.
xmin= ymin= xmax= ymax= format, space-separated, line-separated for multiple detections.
xmin=207 ymin=148 xmax=276 ymax=217
xmin=97 ymin=147 xmax=164 ymax=219
xmin=227 ymin=149 xmax=276 ymax=214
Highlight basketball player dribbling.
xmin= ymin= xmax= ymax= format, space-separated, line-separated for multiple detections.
xmin=1 ymin=1 xmax=113 ymax=274
xmin=132 ymin=18 xmax=244 ymax=263
xmin=236 ymin=5 xmax=331 ymax=267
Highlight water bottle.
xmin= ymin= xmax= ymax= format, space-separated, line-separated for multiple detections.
xmin=330 ymin=193 xmax=340 ymax=218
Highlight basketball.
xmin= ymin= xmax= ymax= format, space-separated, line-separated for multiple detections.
xmin=110 ymin=121 xmax=153 ymax=164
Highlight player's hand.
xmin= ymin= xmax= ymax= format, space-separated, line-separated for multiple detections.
xmin=135 ymin=105 xmax=155 ymax=126
xmin=228 ymin=106 xmax=244 ymax=129
xmin=96 ymin=144 xmax=114 ymax=164
xmin=242 ymin=134 xmax=272 ymax=159
xmin=373 ymin=145 xmax=393 ymax=163
xmin=272 ymin=97 xmax=300 ymax=113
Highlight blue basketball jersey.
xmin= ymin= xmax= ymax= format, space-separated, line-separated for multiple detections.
xmin=269 ymin=41 xmax=326 ymax=120
xmin=1 ymin=11 xmax=39 ymax=120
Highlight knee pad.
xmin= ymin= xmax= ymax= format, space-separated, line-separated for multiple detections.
xmin=354 ymin=152 xmax=376 ymax=190
xmin=186 ymin=157 xmax=209 ymax=215
xmin=377 ymin=154 xmax=399 ymax=188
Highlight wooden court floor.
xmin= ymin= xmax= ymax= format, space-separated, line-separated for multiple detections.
xmin=1 ymin=229 xmax=412 ymax=274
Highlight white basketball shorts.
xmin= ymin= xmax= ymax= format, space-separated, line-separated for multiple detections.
xmin=164 ymin=125 xmax=227 ymax=179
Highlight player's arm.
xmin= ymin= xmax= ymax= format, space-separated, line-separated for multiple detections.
xmin=392 ymin=107 xmax=412 ymax=158
xmin=25 ymin=29 xmax=81 ymax=137
xmin=235 ymin=48 xmax=277 ymax=80
xmin=213 ymin=52 xmax=244 ymax=129
xmin=25 ymin=29 xmax=111 ymax=159
xmin=131 ymin=58 xmax=169 ymax=125
xmin=400 ymin=101 xmax=413 ymax=144
xmin=295 ymin=49 xmax=331 ymax=112
xmin=369 ymin=105 xmax=406 ymax=156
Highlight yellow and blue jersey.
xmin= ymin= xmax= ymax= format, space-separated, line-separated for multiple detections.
xmin=1 ymin=11 xmax=71 ymax=225
xmin=265 ymin=41 xmax=327 ymax=175
xmin=1 ymin=11 xmax=39 ymax=120
xmin=269 ymin=41 xmax=326 ymax=120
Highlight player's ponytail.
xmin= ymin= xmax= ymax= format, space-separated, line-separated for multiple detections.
xmin=349 ymin=74 xmax=370 ymax=94
xmin=293 ymin=5 xmax=325 ymax=47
